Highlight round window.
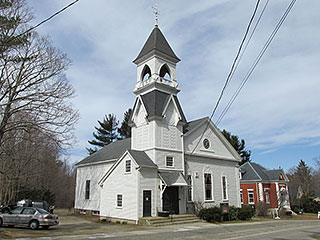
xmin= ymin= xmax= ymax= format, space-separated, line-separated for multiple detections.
xmin=203 ymin=138 xmax=210 ymax=149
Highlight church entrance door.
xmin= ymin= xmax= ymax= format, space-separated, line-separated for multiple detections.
xmin=162 ymin=187 xmax=179 ymax=214
xmin=143 ymin=190 xmax=152 ymax=217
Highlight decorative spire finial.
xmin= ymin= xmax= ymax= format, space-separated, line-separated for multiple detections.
xmin=152 ymin=4 xmax=160 ymax=26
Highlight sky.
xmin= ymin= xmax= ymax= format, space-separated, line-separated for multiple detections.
xmin=27 ymin=0 xmax=320 ymax=171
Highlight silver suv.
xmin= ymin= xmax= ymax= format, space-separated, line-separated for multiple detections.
xmin=0 ymin=207 xmax=59 ymax=230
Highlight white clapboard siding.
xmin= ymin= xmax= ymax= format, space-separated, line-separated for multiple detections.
xmin=186 ymin=156 xmax=241 ymax=208
xmin=75 ymin=162 xmax=114 ymax=211
xmin=100 ymin=154 xmax=138 ymax=221
xmin=138 ymin=168 xmax=158 ymax=218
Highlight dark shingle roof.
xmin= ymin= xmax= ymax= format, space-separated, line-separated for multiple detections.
xmin=183 ymin=117 xmax=208 ymax=134
xmin=133 ymin=26 xmax=180 ymax=63
xmin=240 ymin=162 xmax=286 ymax=181
xmin=140 ymin=90 xmax=186 ymax=123
xmin=76 ymin=138 xmax=131 ymax=166
xmin=141 ymin=90 xmax=170 ymax=117
xmin=128 ymin=150 xmax=157 ymax=168
xmin=158 ymin=171 xmax=188 ymax=186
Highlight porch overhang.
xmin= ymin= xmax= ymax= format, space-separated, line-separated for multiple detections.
xmin=158 ymin=171 xmax=188 ymax=187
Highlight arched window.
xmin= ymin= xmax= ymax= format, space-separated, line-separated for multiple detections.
xmin=141 ymin=65 xmax=151 ymax=81
xmin=159 ymin=64 xmax=171 ymax=80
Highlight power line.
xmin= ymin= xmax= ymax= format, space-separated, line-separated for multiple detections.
xmin=13 ymin=0 xmax=80 ymax=40
xmin=190 ymin=0 xmax=261 ymax=155
xmin=215 ymin=0 xmax=296 ymax=126
xmin=224 ymin=0 xmax=270 ymax=95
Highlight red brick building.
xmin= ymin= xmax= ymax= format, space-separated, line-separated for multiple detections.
xmin=240 ymin=162 xmax=290 ymax=211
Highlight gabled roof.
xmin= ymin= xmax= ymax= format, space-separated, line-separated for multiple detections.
xmin=140 ymin=90 xmax=187 ymax=123
xmin=240 ymin=162 xmax=288 ymax=181
xmin=76 ymin=138 xmax=131 ymax=166
xmin=183 ymin=117 xmax=208 ymax=134
xmin=99 ymin=149 xmax=158 ymax=185
xmin=127 ymin=150 xmax=157 ymax=168
xmin=133 ymin=25 xmax=180 ymax=64
xmin=158 ymin=170 xmax=188 ymax=187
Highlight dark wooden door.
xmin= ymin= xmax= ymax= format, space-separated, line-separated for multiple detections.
xmin=143 ymin=190 xmax=152 ymax=217
xmin=163 ymin=187 xmax=179 ymax=214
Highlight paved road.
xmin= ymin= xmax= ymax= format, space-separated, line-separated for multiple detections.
xmin=15 ymin=220 xmax=320 ymax=240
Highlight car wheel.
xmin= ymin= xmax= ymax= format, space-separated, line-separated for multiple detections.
xmin=29 ymin=220 xmax=39 ymax=230
xmin=42 ymin=226 xmax=50 ymax=230
xmin=8 ymin=225 xmax=14 ymax=228
xmin=0 ymin=218 xmax=3 ymax=227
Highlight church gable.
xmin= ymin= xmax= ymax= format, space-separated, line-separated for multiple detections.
xmin=163 ymin=97 xmax=180 ymax=126
xmin=131 ymin=97 xmax=148 ymax=127
xmin=184 ymin=118 xmax=241 ymax=162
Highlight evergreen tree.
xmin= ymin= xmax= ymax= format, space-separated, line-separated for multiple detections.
xmin=294 ymin=160 xmax=313 ymax=198
xmin=0 ymin=0 xmax=30 ymax=54
xmin=87 ymin=114 xmax=119 ymax=154
xmin=221 ymin=129 xmax=251 ymax=165
xmin=118 ymin=108 xmax=132 ymax=139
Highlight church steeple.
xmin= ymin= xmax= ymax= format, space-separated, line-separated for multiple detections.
xmin=133 ymin=26 xmax=180 ymax=95
xmin=133 ymin=26 xmax=180 ymax=64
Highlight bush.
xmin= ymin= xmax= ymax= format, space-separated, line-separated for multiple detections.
xmin=198 ymin=207 xmax=222 ymax=222
xmin=229 ymin=206 xmax=240 ymax=221
xmin=255 ymin=201 xmax=269 ymax=217
xmin=238 ymin=205 xmax=254 ymax=220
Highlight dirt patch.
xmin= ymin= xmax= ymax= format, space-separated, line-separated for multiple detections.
xmin=0 ymin=209 xmax=150 ymax=239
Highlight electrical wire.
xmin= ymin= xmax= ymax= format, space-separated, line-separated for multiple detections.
xmin=215 ymin=0 xmax=296 ymax=126
xmin=190 ymin=0 xmax=261 ymax=155
xmin=10 ymin=0 xmax=80 ymax=41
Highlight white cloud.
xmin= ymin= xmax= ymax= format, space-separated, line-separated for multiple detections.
xmin=27 ymin=0 xmax=320 ymax=168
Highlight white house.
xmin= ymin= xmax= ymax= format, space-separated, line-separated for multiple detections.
xmin=75 ymin=24 xmax=242 ymax=223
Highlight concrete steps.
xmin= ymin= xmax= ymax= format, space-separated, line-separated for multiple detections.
xmin=139 ymin=214 xmax=201 ymax=226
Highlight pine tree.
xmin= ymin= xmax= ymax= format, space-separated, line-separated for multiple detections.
xmin=87 ymin=114 xmax=119 ymax=154
xmin=0 ymin=0 xmax=30 ymax=54
xmin=221 ymin=129 xmax=251 ymax=165
xmin=295 ymin=160 xmax=313 ymax=198
xmin=118 ymin=108 xmax=132 ymax=139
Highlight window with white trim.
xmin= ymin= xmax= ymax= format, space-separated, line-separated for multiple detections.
xmin=166 ymin=156 xmax=174 ymax=167
xmin=248 ymin=190 xmax=254 ymax=204
xmin=222 ymin=175 xmax=228 ymax=200
xmin=85 ymin=180 xmax=90 ymax=200
xmin=125 ymin=160 xmax=131 ymax=173
xmin=240 ymin=189 xmax=243 ymax=203
xmin=117 ymin=194 xmax=122 ymax=208
xmin=265 ymin=188 xmax=270 ymax=203
xmin=204 ymin=173 xmax=213 ymax=201
xmin=187 ymin=174 xmax=193 ymax=202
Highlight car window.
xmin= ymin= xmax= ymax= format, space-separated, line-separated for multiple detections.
xmin=36 ymin=208 xmax=49 ymax=214
xmin=11 ymin=207 xmax=23 ymax=214
xmin=22 ymin=208 xmax=36 ymax=215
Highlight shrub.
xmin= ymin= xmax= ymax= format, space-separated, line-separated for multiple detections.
xmin=198 ymin=207 xmax=222 ymax=222
xmin=238 ymin=205 xmax=254 ymax=220
xmin=255 ymin=201 xmax=269 ymax=217
xmin=229 ymin=206 xmax=240 ymax=221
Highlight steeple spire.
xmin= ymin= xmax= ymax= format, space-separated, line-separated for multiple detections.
xmin=133 ymin=26 xmax=180 ymax=64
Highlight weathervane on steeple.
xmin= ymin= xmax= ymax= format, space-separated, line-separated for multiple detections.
xmin=152 ymin=4 xmax=160 ymax=26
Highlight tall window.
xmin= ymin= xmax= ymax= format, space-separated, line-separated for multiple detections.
xmin=222 ymin=176 xmax=228 ymax=200
xmin=265 ymin=189 xmax=270 ymax=203
xmin=125 ymin=160 xmax=131 ymax=173
xmin=187 ymin=174 xmax=193 ymax=202
xmin=204 ymin=173 xmax=212 ymax=201
xmin=240 ymin=189 xmax=243 ymax=203
xmin=248 ymin=190 xmax=254 ymax=204
xmin=85 ymin=180 xmax=90 ymax=200
xmin=117 ymin=194 xmax=123 ymax=208
xmin=166 ymin=156 xmax=174 ymax=167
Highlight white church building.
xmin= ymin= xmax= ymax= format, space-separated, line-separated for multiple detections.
xmin=75 ymin=24 xmax=242 ymax=223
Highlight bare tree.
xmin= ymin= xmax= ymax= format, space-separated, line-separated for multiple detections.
xmin=0 ymin=0 xmax=78 ymax=204
xmin=0 ymin=0 xmax=79 ymax=148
